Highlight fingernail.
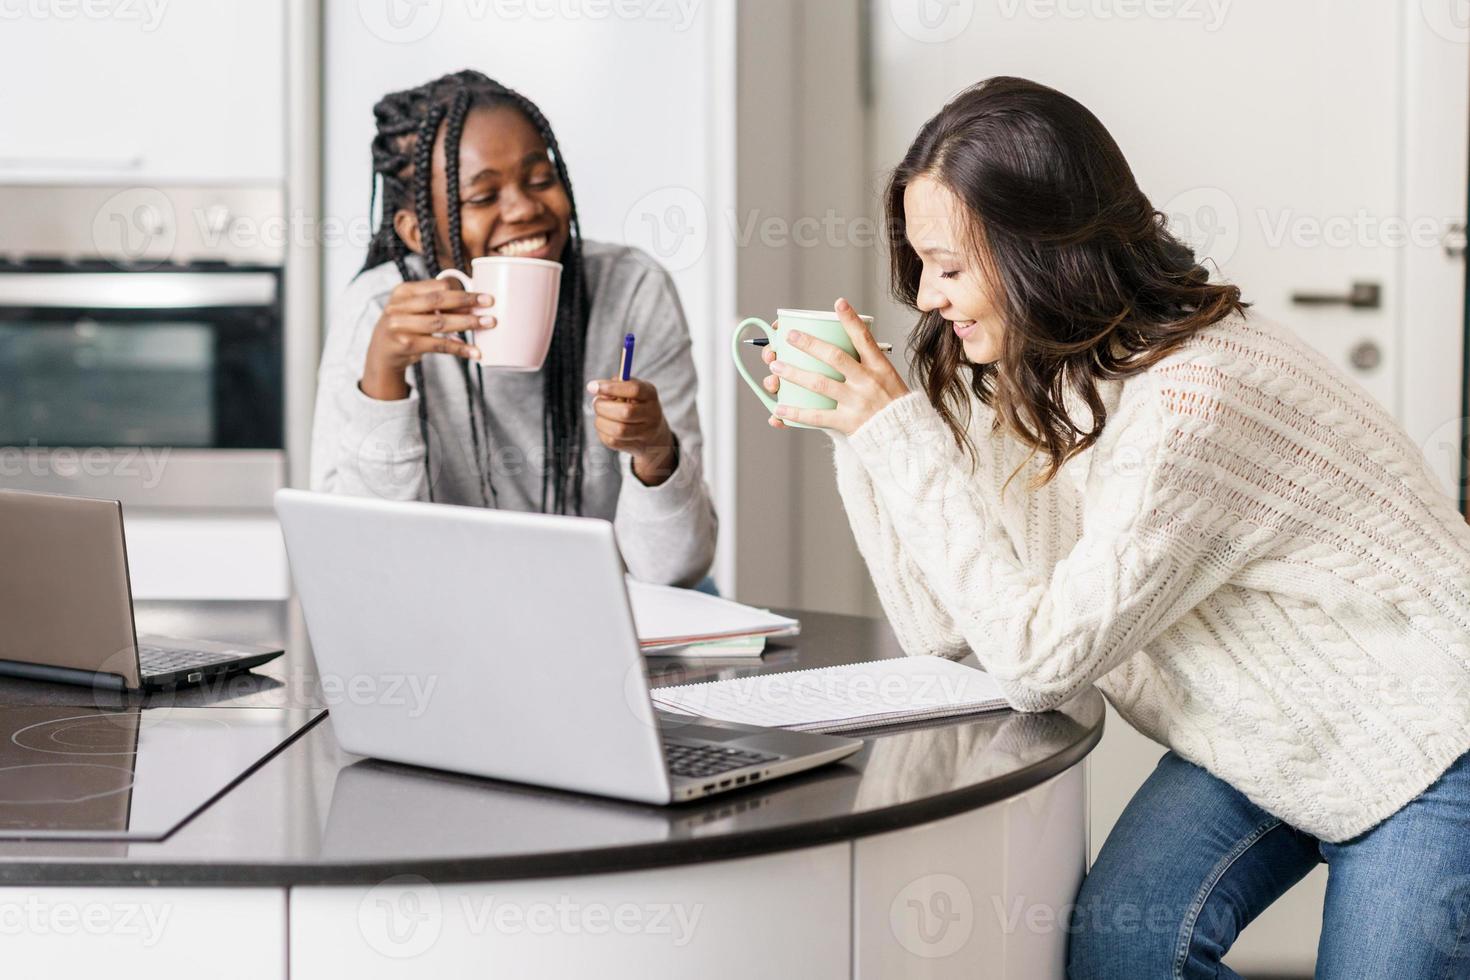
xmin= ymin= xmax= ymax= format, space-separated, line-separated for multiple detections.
xmin=479 ymin=315 xmax=496 ymax=328
xmin=789 ymin=330 xmax=804 ymax=342
xmin=586 ymin=381 xmax=599 ymax=395
xmin=774 ymin=406 xmax=790 ymax=417
xmin=835 ymin=298 xmax=849 ymax=312
xmin=770 ymin=362 xmax=785 ymax=374
xmin=469 ymin=348 xmax=482 ymax=359
xmin=478 ymin=294 xmax=494 ymax=305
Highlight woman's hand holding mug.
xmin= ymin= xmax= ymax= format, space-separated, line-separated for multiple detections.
xmin=361 ymin=278 xmax=496 ymax=401
xmin=758 ymin=298 xmax=909 ymax=435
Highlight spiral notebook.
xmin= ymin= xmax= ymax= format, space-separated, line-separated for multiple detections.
xmin=649 ymin=656 xmax=1010 ymax=734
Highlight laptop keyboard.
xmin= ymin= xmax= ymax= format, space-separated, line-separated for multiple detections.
xmin=663 ymin=739 xmax=779 ymax=779
xmin=137 ymin=645 xmax=239 ymax=675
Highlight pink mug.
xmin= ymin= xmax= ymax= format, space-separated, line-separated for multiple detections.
xmin=436 ymin=256 xmax=562 ymax=371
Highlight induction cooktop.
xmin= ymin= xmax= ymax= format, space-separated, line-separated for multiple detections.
xmin=0 ymin=705 xmax=324 ymax=840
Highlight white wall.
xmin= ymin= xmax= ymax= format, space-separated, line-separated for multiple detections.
xmin=322 ymin=1 xmax=737 ymax=586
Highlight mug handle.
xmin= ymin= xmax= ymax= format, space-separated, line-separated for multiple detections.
xmin=435 ymin=269 xmax=473 ymax=290
xmin=731 ymin=317 xmax=778 ymax=414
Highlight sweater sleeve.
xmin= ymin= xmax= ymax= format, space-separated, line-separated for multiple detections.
xmin=830 ymin=433 xmax=969 ymax=658
xmin=843 ymin=383 xmax=1274 ymax=712
xmin=609 ymin=264 xmax=719 ymax=587
xmin=309 ymin=285 xmax=429 ymax=501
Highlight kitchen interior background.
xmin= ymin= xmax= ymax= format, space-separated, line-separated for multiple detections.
xmin=2 ymin=1 xmax=1466 ymax=973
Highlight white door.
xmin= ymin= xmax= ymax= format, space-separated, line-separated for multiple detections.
xmin=868 ymin=3 xmax=1469 ymax=973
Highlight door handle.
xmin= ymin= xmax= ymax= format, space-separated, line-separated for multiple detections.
xmin=1290 ymin=281 xmax=1381 ymax=309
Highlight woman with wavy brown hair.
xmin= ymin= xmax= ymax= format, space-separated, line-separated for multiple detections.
xmin=759 ymin=76 xmax=1470 ymax=976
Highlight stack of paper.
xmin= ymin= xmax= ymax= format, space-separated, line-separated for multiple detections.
xmin=650 ymin=655 xmax=1010 ymax=734
xmin=627 ymin=579 xmax=799 ymax=656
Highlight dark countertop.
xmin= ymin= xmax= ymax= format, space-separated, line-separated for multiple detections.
xmin=0 ymin=600 xmax=1104 ymax=886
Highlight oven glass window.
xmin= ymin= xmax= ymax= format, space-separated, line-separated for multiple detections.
xmin=0 ymin=321 xmax=218 ymax=447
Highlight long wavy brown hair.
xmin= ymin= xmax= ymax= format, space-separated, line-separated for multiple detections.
xmin=886 ymin=76 xmax=1246 ymax=490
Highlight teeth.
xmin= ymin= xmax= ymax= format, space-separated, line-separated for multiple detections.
xmin=495 ymin=234 xmax=547 ymax=257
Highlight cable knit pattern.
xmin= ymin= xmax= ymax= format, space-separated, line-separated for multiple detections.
xmin=831 ymin=311 xmax=1470 ymax=842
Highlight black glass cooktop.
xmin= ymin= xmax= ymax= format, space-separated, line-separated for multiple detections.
xmin=0 ymin=705 xmax=323 ymax=840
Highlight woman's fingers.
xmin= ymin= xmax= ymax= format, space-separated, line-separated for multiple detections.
xmin=762 ymin=373 xmax=780 ymax=395
xmin=386 ymin=312 xmax=493 ymax=334
xmin=833 ymin=297 xmax=881 ymax=358
xmin=389 ymin=289 xmax=494 ymax=316
xmin=772 ymin=403 xmax=834 ymax=428
xmin=397 ymin=332 xmax=481 ymax=362
xmin=784 ymin=329 xmax=859 ymax=376
xmin=591 ymin=395 xmax=652 ymax=423
xmin=593 ymin=414 xmax=658 ymax=447
xmin=769 ymin=360 xmax=840 ymax=400
xmin=587 ymin=378 xmax=655 ymax=402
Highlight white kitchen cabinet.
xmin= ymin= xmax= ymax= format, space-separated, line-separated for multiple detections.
xmin=0 ymin=886 xmax=286 ymax=979
xmin=0 ymin=1 xmax=285 ymax=183
xmin=290 ymin=845 xmax=850 ymax=980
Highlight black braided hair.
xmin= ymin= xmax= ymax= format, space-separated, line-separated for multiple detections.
xmin=361 ymin=69 xmax=589 ymax=514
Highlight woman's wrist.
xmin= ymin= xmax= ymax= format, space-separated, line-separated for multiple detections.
xmin=359 ymin=366 xmax=410 ymax=402
xmin=631 ymin=428 xmax=679 ymax=486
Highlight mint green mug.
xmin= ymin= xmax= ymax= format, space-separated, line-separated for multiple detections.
xmin=731 ymin=308 xmax=873 ymax=430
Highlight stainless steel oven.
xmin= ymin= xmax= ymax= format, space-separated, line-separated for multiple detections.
xmin=0 ymin=185 xmax=287 ymax=509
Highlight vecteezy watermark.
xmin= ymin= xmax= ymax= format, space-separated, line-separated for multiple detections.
xmin=357 ymin=0 xmax=443 ymax=44
xmin=0 ymin=895 xmax=172 ymax=947
xmin=889 ymin=0 xmax=975 ymax=44
xmin=358 ymin=0 xmax=699 ymax=43
xmin=91 ymin=187 xmax=177 ymax=269
xmin=890 ymin=873 xmax=974 ymax=958
xmin=458 ymin=894 xmax=703 ymax=945
xmin=318 ymin=672 xmax=439 ymax=720
xmin=997 ymin=0 xmax=1231 ymax=31
xmin=0 ymin=0 xmax=169 ymax=31
xmin=1257 ymin=208 xmax=1461 ymax=251
xmin=1421 ymin=0 xmax=1470 ymax=44
xmin=359 ymin=875 xmax=443 ymax=959
xmin=0 ymin=443 xmax=171 ymax=489
xmin=357 ymin=876 xmax=704 ymax=959
xmin=1160 ymin=186 xmax=1241 ymax=267
xmin=623 ymin=186 xmax=708 ymax=272
xmin=194 ymin=207 xmax=375 ymax=253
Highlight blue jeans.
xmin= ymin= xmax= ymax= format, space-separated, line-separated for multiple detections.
xmin=1068 ymin=750 xmax=1470 ymax=978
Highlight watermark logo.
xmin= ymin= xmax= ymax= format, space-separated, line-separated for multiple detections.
xmin=889 ymin=0 xmax=974 ymax=43
xmin=91 ymin=187 xmax=176 ymax=269
xmin=0 ymin=0 xmax=170 ymax=31
xmin=358 ymin=0 xmax=443 ymax=43
xmin=0 ymin=896 xmax=171 ymax=946
xmin=996 ymin=0 xmax=1231 ymax=31
xmin=359 ymin=874 xmax=442 ymax=959
xmin=1421 ymin=0 xmax=1470 ymax=44
xmin=623 ymin=186 xmax=708 ymax=272
xmin=1161 ymin=186 xmax=1240 ymax=267
xmin=890 ymin=873 xmax=974 ymax=958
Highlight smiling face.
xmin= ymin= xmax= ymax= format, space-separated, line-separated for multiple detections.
xmin=397 ymin=103 xmax=573 ymax=265
xmin=902 ymin=175 xmax=1005 ymax=365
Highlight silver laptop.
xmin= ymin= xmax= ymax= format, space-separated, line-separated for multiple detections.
xmin=274 ymin=488 xmax=861 ymax=805
xmin=0 ymin=489 xmax=285 ymax=691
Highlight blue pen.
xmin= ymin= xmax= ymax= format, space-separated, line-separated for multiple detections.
xmin=619 ymin=332 xmax=636 ymax=381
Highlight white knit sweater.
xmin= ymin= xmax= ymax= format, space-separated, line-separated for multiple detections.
xmin=831 ymin=311 xmax=1470 ymax=842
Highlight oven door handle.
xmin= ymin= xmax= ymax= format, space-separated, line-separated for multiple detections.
xmin=0 ymin=272 xmax=277 ymax=309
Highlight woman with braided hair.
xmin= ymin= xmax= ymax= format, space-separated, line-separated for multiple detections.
xmin=311 ymin=70 xmax=716 ymax=587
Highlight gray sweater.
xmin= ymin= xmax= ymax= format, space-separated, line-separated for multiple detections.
xmin=309 ymin=242 xmax=718 ymax=587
